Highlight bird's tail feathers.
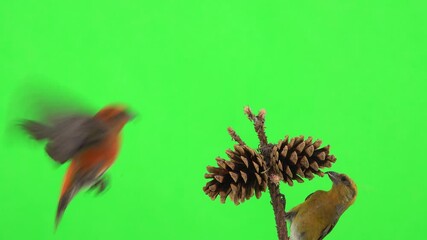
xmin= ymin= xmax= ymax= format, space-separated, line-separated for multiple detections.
xmin=55 ymin=187 xmax=78 ymax=230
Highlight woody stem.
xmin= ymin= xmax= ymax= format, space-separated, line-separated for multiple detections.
xmin=268 ymin=180 xmax=288 ymax=240
xmin=244 ymin=106 xmax=289 ymax=240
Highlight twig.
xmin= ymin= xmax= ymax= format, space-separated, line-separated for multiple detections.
xmin=227 ymin=127 xmax=246 ymax=146
xmin=244 ymin=106 xmax=268 ymax=147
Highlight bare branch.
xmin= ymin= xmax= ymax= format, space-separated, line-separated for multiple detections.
xmin=244 ymin=106 xmax=288 ymax=239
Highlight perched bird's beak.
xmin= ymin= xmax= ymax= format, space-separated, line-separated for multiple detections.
xmin=326 ymin=171 xmax=339 ymax=184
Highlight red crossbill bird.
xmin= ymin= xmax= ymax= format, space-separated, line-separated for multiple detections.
xmin=21 ymin=105 xmax=133 ymax=229
xmin=285 ymin=171 xmax=357 ymax=240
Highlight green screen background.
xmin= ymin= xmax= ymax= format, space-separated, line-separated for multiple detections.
xmin=1 ymin=1 xmax=426 ymax=239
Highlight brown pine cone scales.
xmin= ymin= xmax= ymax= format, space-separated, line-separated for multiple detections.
xmin=203 ymin=144 xmax=268 ymax=205
xmin=271 ymin=135 xmax=337 ymax=186
xmin=203 ymin=135 xmax=336 ymax=204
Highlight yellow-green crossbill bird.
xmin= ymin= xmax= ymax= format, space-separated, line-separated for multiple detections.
xmin=285 ymin=171 xmax=357 ymax=240
xmin=21 ymin=105 xmax=133 ymax=229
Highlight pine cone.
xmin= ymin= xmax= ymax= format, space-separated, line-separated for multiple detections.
xmin=203 ymin=144 xmax=268 ymax=205
xmin=271 ymin=135 xmax=337 ymax=186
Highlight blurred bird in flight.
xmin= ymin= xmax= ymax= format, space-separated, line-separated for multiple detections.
xmin=21 ymin=104 xmax=133 ymax=229
xmin=285 ymin=171 xmax=357 ymax=240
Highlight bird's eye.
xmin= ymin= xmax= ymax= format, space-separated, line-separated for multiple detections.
xmin=341 ymin=176 xmax=347 ymax=182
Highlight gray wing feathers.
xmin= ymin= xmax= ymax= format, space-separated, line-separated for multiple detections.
xmin=22 ymin=115 xmax=109 ymax=163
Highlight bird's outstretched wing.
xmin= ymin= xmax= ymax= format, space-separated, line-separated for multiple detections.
xmin=22 ymin=115 xmax=109 ymax=163
xmin=45 ymin=115 xmax=109 ymax=163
